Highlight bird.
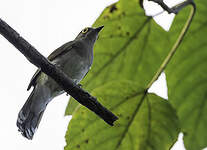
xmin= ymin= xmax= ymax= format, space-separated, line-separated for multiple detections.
xmin=16 ymin=26 xmax=104 ymax=140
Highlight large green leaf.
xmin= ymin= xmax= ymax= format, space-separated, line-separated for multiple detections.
xmin=65 ymin=97 xmax=80 ymax=115
xmin=165 ymin=1 xmax=207 ymax=150
xmin=65 ymin=0 xmax=183 ymax=115
xmin=83 ymin=2 xmax=169 ymax=91
xmin=65 ymin=81 xmax=180 ymax=150
xmin=65 ymin=0 xmax=207 ymax=149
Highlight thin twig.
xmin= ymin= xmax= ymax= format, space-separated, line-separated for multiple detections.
xmin=151 ymin=0 xmax=193 ymax=17
xmin=148 ymin=0 xmax=175 ymax=14
xmin=149 ymin=0 xmax=194 ymax=14
xmin=0 ymin=18 xmax=118 ymax=126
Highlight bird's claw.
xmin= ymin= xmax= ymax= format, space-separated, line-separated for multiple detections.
xmin=77 ymin=83 xmax=82 ymax=88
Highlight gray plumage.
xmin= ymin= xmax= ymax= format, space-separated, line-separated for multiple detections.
xmin=17 ymin=26 xmax=104 ymax=139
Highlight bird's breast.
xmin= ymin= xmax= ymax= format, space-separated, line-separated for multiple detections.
xmin=57 ymin=50 xmax=91 ymax=84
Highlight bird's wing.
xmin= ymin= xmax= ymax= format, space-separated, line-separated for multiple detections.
xmin=47 ymin=41 xmax=74 ymax=61
xmin=27 ymin=41 xmax=74 ymax=91
xmin=27 ymin=69 xmax=41 ymax=91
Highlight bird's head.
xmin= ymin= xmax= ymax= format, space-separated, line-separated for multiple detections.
xmin=75 ymin=26 xmax=104 ymax=43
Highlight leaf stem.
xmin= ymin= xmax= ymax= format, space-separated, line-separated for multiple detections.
xmin=146 ymin=1 xmax=196 ymax=90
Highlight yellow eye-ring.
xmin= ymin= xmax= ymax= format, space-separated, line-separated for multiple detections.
xmin=82 ymin=27 xmax=89 ymax=34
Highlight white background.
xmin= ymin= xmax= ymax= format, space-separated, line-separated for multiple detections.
xmin=0 ymin=0 xmax=197 ymax=149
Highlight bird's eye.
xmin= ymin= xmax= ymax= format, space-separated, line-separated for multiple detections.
xmin=82 ymin=28 xmax=89 ymax=34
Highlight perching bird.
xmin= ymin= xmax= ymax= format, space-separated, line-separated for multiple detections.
xmin=17 ymin=26 xmax=104 ymax=140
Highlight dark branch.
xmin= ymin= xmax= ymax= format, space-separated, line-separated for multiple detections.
xmin=148 ymin=0 xmax=174 ymax=14
xmin=149 ymin=0 xmax=194 ymax=14
xmin=0 ymin=18 xmax=118 ymax=126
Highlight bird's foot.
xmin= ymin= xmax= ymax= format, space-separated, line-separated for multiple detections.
xmin=77 ymin=83 xmax=82 ymax=88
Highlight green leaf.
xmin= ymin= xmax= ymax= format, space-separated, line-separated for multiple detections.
xmin=84 ymin=2 xmax=168 ymax=91
xmin=65 ymin=0 xmax=206 ymax=149
xmin=65 ymin=97 xmax=80 ymax=116
xmin=64 ymin=81 xmax=180 ymax=150
xmin=165 ymin=1 xmax=207 ymax=150
xmin=65 ymin=0 xmax=181 ymax=115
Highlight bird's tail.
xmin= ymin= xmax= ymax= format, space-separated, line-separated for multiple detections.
xmin=17 ymin=89 xmax=45 ymax=140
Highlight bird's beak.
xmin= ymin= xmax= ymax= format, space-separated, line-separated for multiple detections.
xmin=95 ymin=26 xmax=104 ymax=33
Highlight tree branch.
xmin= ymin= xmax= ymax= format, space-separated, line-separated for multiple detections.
xmin=0 ymin=18 xmax=118 ymax=126
xmin=148 ymin=0 xmax=175 ymax=14
xmin=149 ymin=0 xmax=194 ymax=14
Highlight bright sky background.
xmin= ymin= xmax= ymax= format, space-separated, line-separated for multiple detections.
xmin=0 ymin=0 xmax=199 ymax=149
